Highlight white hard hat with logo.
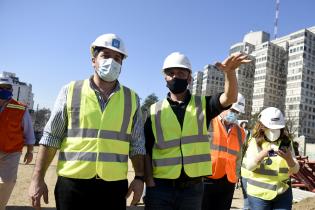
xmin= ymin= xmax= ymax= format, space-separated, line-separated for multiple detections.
xmin=0 ymin=78 xmax=13 ymax=86
xmin=231 ymin=93 xmax=245 ymax=113
xmin=90 ymin=33 xmax=128 ymax=59
xmin=259 ymin=107 xmax=285 ymax=129
xmin=162 ymin=52 xmax=192 ymax=73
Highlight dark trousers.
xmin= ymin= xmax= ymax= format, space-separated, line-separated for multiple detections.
xmin=54 ymin=176 xmax=128 ymax=210
xmin=202 ymin=176 xmax=235 ymax=210
xmin=144 ymin=178 xmax=204 ymax=210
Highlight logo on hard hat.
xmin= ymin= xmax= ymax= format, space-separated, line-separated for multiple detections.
xmin=271 ymin=117 xmax=280 ymax=121
xmin=238 ymin=102 xmax=244 ymax=106
xmin=112 ymin=39 xmax=120 ymax=48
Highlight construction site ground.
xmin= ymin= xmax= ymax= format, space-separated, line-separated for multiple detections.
xmin=6 ymin=147 xmax=315 ymax=210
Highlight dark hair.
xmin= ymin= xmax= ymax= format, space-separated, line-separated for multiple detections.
xmin=240 ymin=121 xmax=248 ymax=128
xmin=92 ymin=47 xmax=125 ymax=61
xmin=252 ymin=121 xmax=291 ymax=148
xmin=93 ymin=46 xmax=106 ymax=58
xmin=0 ymin=84 xmax=13 ymax=91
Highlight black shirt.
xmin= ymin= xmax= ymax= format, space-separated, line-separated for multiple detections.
xmin=144 ymin=91 xmax=230 ymax=156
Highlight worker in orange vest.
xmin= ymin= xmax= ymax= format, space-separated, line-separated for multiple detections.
xmin=202 ymin=93 xmax=246 ymax=210
xmin=0 ymin=78 xmax=35 ymax=210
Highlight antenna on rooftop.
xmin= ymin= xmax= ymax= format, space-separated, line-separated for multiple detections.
xmin=274 ymin=0 xmax=280 ymax=39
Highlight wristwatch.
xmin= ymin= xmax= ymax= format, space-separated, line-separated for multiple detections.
xmin=134 ymin=175 xmax=145 ymax=182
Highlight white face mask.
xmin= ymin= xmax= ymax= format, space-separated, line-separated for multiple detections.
xmin=264 ymin=129 xmax=281 ymax=142
xmin=223 ymin=111 xmax=238 ymax=124
xmin=97 ymin=58 xmax=121 ymax=82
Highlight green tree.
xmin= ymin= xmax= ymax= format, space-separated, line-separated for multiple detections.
xmin=248 ymin=112 xmax=260 ymax=130
xmin=31 ymin=108 xmax=51 ymax=132
xmin=141 ymin=93 xmax=159 ymax=121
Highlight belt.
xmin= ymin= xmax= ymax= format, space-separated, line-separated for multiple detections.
xmin=203 ymin=175 xmax=229 ymax=183
xmin=154 ymin=177 xmax=203 ymax=189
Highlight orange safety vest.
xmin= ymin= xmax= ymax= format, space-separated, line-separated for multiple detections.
xmin=208 ymin=117 xmax=245 ymax=183
xmin=0 ymin=99 xmax=26 ymax=153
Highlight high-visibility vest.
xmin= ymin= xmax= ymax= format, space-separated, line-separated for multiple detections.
xmin=57 ymin=79 xmax=137 ymax=181
xmin=245 ymin=139 xmax=290 ymax=200
xmin=150 ymin=95 xmax=211 ymax=179
xmin=0 ymin=99 xmax=26 ymax=153
xmin=208 ymin=117 xmax=245 ymax=183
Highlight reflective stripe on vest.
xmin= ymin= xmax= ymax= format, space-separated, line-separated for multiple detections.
xmin=209 ymin=117 xmax=244 ymax=183
xmin=253 ymin=164 xmax=289 ymax=176
xmin=59 ymin=152 xmax=128 ymax=162
xmin=246 ymin=139 xmax=290 ymax=200
xmin=57 ymin=79 xmax=136 ymax=181
xmin=151 ymin=96 xmax=211 ymax=179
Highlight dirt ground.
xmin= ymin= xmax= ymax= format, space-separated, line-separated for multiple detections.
xmin=6 ymin=147 xmax=315 ymax=210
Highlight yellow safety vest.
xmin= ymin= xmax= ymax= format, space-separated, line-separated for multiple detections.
xmin=245 ymin=139 xmax=290 ymax=200
xmin=57 ymin=79 xmax=137 ymax=181
xmin=150 ymin=96 xmax=211 ymax=179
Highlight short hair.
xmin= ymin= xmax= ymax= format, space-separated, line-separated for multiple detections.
xmin=240 ymin=121 xmax=248 ymax=127
xmin=93 ymin=46 xmax=106 ymax=58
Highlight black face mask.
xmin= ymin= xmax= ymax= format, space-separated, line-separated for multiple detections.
xmin=166 ymin=78 xmax=188 ymax=94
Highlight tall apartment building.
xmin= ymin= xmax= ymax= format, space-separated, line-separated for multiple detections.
xmin=251 ymin=41 xmax=287 ymax=114
xmin=201 ymin=64 xmax=224 ymax=96
xmin=272 ymin=27 xmax=315 ymax=143
xmin=190 ymin=65 xmax=224 ymax=96
xmin=191 ymin=26 xmax=315 ymax=142
xmin=0 ymin=71 xmax=34 ymax=109
xmin=191 ymin=71 xmax=203 ymax=96
xmin=230 ymin=42 xmax=256 ymax=119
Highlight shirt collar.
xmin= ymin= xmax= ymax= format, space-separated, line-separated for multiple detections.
xmin=166 ymin=90 xmax=191 ymax=105
xmin=89 ymin=76 xmax=121 ymax=94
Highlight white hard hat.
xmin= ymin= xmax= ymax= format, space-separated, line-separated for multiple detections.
xmin=259 ymin=107 xmax=285 ymax=129
xmin=90 ymin=33 xmax=128 ymax=59
xmin=231 ymin=93 xmax=245 ymax=113
xmin=0 ymin=78 xmax=13 ymax=86
xmin=162 ymin=52 xmax=192 ymax=73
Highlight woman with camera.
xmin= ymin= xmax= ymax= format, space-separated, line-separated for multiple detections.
xmin=241 ymin=107 xmax=299 ymax=210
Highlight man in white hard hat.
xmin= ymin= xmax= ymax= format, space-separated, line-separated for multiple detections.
xmin=202 ymin=93 xmax=246 ymax=210
xmin=144 ymin=52 xmax=251 ymax=210
xmin=29 ymin=34 xmax=145 ymax=210
xmin=0 ymin=78 xmax=35 ymax=210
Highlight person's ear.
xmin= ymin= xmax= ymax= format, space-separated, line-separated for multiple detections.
xmin=187 ymin=74 xmax=192 ymax=83
xmin=92 ymin=57 xmax=96 ymax=67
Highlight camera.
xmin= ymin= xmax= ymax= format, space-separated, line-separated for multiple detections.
xmin=279 ymin=138 xmax=291 ymax=152
xmin=268 ymin=149 xmax=277 ymax=157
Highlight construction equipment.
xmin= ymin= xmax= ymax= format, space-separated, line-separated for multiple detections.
xmin=291 ymin=156 xmax=315 ymax=193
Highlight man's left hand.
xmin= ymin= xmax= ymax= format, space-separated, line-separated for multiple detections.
xmin=125 ymin=178 xmax=144 ymax=206
xmin=215 ymin=53 xmax=252 ymax=73
xmin=24 ymin=152 xmax=33 ymax=164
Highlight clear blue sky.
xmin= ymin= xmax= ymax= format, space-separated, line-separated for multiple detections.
xmin=1 ymin=0 xmax=314 ymax=110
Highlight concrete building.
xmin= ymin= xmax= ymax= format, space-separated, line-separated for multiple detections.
xmin=201 ymin=64 xmax=224 ymax=96
xmin=191 ymin=26 xmax=315 ymax=142
xmin=251 ymin=41 xmax=287 ymax=114
xmin=229 ymin=42 xmax=256 ymax=120
xmin=190 ymin=71 xmax=203 ymax=96
xmin=190 ymin=64 xmax=224 ymax=97
xmin=0 ymin=71 xmax=34 ymax=109
xmin=272 ymin=27 xmax=315 ymax=143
